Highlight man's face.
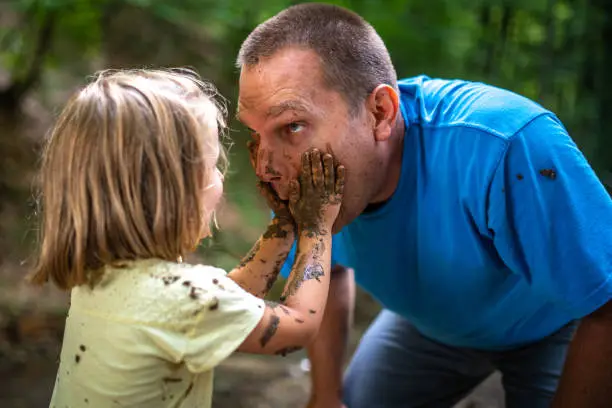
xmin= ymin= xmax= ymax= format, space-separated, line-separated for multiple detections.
xmin=237 ymin=47 xmax=384 ymax=232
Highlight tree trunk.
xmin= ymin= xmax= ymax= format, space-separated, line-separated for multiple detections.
xmin=480 ymin=5 xmax=495 ymax=78
xmin=595 ymin=0 xmax=612 ymax=173
xmin=0 ymin=9 xmax=56 ymax=114
xmin=539 ymin=0 xmax=557 ymax=101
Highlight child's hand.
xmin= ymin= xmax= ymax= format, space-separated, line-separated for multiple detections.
xmin=247 ymin=140 xmax=293 ymax=224
xmin=289 ymin=149 xmax=345 ymax=234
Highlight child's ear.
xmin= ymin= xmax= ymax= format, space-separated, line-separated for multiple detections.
xmin=366 ymin=84 xmax=400 ymax=142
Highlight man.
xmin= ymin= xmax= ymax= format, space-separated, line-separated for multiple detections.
xmin=235 ymin=3 xmax=612 ymax=408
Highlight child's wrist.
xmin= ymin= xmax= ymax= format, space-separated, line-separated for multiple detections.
xmin=297 ymin=222 xmax=329 ymax=238
xmin=273 ymin=207 xmax=293 ymax=223
xmin=265 ymin=215 xmax=296 ymax=240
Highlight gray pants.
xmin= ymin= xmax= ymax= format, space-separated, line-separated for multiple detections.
xmin=343 ymin=310 xmax=576 ymax=408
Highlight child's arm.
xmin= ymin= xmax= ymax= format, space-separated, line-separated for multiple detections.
xmin=226 ymin=200 xmax=295 ymax=299
xmin=226 ymin=140 xmax=297 ymax=299
xmin=237 ymin=149 xmax=345 ymax=355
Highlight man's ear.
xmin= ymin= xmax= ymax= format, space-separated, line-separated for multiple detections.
xmin=366 ymin=84 xmax=400 ymax=142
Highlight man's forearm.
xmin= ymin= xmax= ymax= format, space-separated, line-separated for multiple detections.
xmin=307 ymin=265 xmax=355 ymax=402
xmin=552 ymin=301 xmax=612 ymax=407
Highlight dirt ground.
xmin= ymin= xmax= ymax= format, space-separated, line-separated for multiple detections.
xmin=0 ymin=263 xmax=504 ymax=408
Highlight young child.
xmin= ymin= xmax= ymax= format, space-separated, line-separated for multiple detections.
xmin=31 ymin=68 xmax=345 ymax=407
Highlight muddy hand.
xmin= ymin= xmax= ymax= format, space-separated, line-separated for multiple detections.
xmin=289 ymin=148 xmax=345 ymax=234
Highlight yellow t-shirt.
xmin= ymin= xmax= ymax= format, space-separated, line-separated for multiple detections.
xmin=49 ymin=259 xmax=264 ymax=407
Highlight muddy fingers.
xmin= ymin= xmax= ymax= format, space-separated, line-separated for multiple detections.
xmin=323 ymin=153 xmax=334 ymax=195
xmin=290 ymin=149 xmax=344 ymax=235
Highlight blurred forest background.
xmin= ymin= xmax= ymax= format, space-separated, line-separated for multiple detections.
xmin=0 ymin=0 xmax=610 ymax=407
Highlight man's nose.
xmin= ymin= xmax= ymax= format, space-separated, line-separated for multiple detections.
xmin=255 ymin=147 xmax=281 ymax=182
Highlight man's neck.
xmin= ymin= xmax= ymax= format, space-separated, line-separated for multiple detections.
xmin=366 ymin=114 xmax=406 ymax=208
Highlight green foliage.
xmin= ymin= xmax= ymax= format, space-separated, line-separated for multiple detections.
xmin=0 ymin=0 xmax=610 ymax=263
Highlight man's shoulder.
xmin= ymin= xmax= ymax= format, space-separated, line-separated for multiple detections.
xmin=398 ymin=75 xmax=551 ymax=140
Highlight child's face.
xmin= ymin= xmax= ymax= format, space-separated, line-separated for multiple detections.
xmin=199 ymin=166 xmax=223 ymax=239
xmin=207 ymin=167 xmax=224 ymax=208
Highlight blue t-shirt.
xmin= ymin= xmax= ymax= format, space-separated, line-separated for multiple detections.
xmin=280 ymin=75 xmax=612 ymax=350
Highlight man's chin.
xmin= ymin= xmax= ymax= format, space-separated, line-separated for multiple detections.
xmin=331 ymin=202 xmax=366 ymax=234
xmin=277 ymin=193 xmax=289 ymax=201
xmin=331 ymin=208 xmax=350 ymax=234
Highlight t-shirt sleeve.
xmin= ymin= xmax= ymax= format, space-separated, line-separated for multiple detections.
xmin=180 ymin=267 xmax=265 ymax=373
xmin=488 ymin=113 xmax=612 ymax=319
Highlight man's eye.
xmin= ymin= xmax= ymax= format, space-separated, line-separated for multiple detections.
xmin=287 ymin=123 xmax=304 ymax=134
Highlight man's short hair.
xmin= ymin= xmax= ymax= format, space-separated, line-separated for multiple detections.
xmin=237 ymin=3 xmax=398 ymax=115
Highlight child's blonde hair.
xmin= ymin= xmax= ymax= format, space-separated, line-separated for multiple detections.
xmin=31 ymin=68 xmax=227 ymax=290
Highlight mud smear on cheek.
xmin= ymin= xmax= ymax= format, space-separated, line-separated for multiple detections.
xmin=257 ymin=147 xmax=266 ymax=171
xmin=265 ymin=150 xmax=281 ymax=177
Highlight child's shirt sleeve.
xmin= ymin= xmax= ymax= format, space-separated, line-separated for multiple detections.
xmin=179 ymin=266 xmax=265 ymax=373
